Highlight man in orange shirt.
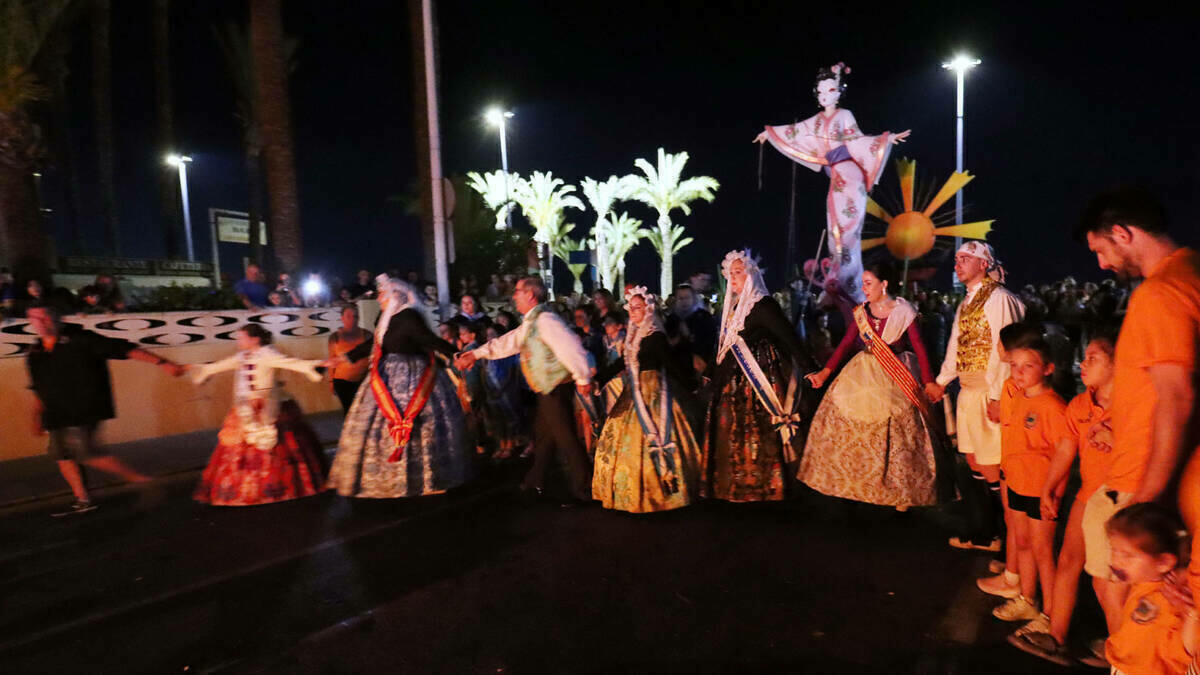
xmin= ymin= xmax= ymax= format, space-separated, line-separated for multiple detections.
xmin=1075 ymin=186 xmax=1200 ymax=647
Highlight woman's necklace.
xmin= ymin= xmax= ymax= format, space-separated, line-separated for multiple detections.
xmin=869 ymin=297 xmax=896 ymax=317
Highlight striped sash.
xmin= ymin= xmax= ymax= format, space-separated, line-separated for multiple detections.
xmin=626 ymin=369 xmax=680 ymax=495
xmin=730 ymin=337 xmax=801 ymax=461
xmin=853 ymin=305 xmax=932 ymax=424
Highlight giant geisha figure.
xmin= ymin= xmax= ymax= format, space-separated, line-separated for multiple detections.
xmin=755 ymin=62 xmax=910 ymax=302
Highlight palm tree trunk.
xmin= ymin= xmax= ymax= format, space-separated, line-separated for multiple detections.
xmin=49 ymin=63 xmax=84 ymax=254
xmin=594 ymin=217 xmax=608 ymax=290
xmin=250 ymin=0 xmax=301 ymax=273
xmin=540 ymin=242 xmax=553 ymax=299
xmin=152 ymin=0 xmax=180 ymax=258
xmin=246 ymin=144 xmax=267 ymax=270
xmin=92 ymin=0 xmax=118 ymax=255
xmin=0 ymin=148 xmax=49 ymax=286
xmin=658 ymin=214 xmax=673 ymax=295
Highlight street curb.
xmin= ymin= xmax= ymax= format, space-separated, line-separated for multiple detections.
xmin=0 ymin=440 xmax=341 ymax=512
xmin=0 ymin=480 xmax=511 ymax=657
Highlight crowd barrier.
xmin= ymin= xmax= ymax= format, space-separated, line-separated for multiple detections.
xmin=0 ymin=307 xmax=373 ymax=460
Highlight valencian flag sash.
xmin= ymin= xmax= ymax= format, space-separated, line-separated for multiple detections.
xmin=368 ymin=344 xmax=437 ymax=462
xmin=853 ymin=305 xmax=933 ymax=426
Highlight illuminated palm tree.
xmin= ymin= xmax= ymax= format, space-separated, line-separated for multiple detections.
xmin=625 ymin=148 xmax=719 ymax=294
xmin=580 ymin=175 xmax=633 ymax=291
xmin=596 ymin=211 xmax=643 ymax=292
xmin=511 ymin=171 xmax=583 ymax=296
xmin=552 ymin=232 xmax=588 ymax=295
xmin=0 ymin=0 xmax=72 ymax=285
xmin=466 ymin=169 xmax=520 ymax=230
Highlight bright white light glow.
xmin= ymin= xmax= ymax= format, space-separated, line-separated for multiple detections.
xmin=302 ymin=279 xmax=325 ymax=298
xmin=165 ymin=154 xmax=193 ymax=166
xmin=941 ymin=55 xmax=981 ymax=73
xmin=485 ymin=108 xmax=514 ymax=126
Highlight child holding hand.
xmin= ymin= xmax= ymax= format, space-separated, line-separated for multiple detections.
xmin=992 ymin=332 xmax=1071 ymax=625
xmin=1009 ymin=333 xmax=1119 ymax=664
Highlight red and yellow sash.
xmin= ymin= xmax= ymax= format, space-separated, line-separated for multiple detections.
xmin=854 ymin=305 xmax=931 ymax=422
xmin=368 ymin=344 xmax=437 ymax=462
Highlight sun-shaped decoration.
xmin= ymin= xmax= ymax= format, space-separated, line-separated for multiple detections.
xmin=861 ymin=158 xmax=994 ymax=264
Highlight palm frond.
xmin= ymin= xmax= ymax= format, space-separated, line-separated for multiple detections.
xmin=511 ymin=171 xmax=584 ymax=240
xmin=0 ymin=0 xmax=72 ymax=112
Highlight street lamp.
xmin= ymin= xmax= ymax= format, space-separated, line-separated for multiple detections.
xmin=165 ymin=154 xmax=194 ymax=262
xmin=485 ymin=107 xmax=514 ymax=229
xmin=941 ymin=55 xmax=980 ymax=258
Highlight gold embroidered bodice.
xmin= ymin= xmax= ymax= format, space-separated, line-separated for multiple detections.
xmin=956 ymin=280 xmax=998 ymax=374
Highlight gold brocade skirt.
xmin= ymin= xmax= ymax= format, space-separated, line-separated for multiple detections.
xmin=592 ymin=371 xmax=702 ymax=513
xmin=702 ymin=342 xmax=804 ymax=502
xmin=798 ymin=351 xmax=936 ymax=507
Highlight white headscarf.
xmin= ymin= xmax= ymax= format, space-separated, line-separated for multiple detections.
xmin=623 ymin=285 xmax=664 ymax=376
xmin=717 ymin=249 xmax=769 ymax=363
xmin=956 ymin=241 xmax=1006 ymax=283
xmin=373 ymin=274 xmax=425 ymax=343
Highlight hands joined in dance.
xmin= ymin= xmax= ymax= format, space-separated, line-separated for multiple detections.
xmin=454 ymin=352 xmax=477 ymax=372
xmin=804 ymin=368 xmax=832 ymax=389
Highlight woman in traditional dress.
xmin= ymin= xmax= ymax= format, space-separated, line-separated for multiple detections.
xmin=326 ymin=275 xmax=470 ymax=498
xmin=797 ymin=262 xmax=941 ymax=508
xmin=703 ymin=250 xmax=818 ymax=502
xmin=191 ymin=324 xmax=327 ymax=506
xmin=592 ymin=287 xmax=703 ymax=513
xmin=754 ymin=62 xmax=910 ymax=302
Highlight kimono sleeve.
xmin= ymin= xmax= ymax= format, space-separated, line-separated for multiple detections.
xmin=763 ymin=119 xmax=825 ymax=173
xmin=839 ymin=110 xmax=893 ymax=188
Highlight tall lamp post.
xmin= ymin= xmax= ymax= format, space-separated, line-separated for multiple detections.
xmin=485 ymin=107 xmax=514 ymax=229
xmin=941 ymin=55 xmax=980 ymax=259
xmin=166 ymin=154 xmax=194 ymax=261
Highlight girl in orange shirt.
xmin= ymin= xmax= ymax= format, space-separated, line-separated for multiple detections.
xmin=1010 ymin=333 xmax=1117 ymax=664
xmin=1104 ymin=503 xmax=1195 ymax=675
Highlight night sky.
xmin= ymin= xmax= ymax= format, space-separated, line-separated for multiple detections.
xmin=46 ymin=1 xmax=1199 ymax=290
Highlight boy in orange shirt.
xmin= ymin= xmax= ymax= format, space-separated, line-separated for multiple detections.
xmin=977 ymin=322 xmax=1042 ymax=600
xmin=991 ymin=332 xmax=1071 ymax=624
xmin=1009 ymin=332 xmax=1118 ymax=665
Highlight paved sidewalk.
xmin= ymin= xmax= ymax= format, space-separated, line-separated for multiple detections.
xmin=0 ymin=411 xmax=344 ymax=508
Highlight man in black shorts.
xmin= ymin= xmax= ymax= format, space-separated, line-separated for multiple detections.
xmin=25 ymin=304 xmax=186 ymax=516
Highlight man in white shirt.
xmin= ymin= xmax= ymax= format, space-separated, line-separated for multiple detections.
xmin=926 ymin=242 xmax=1025 ymax=550
xmin=456 ymin=276 xmax=594 ymax=503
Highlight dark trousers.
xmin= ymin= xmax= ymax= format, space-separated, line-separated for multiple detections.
xmin=333 ymin=378 xmax=363 ymax=414
xmin=525 ymin=382 xmax=592 ymax=500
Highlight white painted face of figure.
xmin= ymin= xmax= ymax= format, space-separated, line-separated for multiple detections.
xmin=816 ymin=78 xmax=841 ymax=109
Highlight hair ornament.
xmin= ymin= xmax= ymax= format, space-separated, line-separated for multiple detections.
xmin=624 ymin=285 xmax=655 ymax=305
xmin=721 ymin=249 xmax=763 ymax=278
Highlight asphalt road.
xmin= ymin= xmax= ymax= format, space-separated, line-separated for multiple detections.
xmin=0 ymin=469 xmax=1102 ymax=674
